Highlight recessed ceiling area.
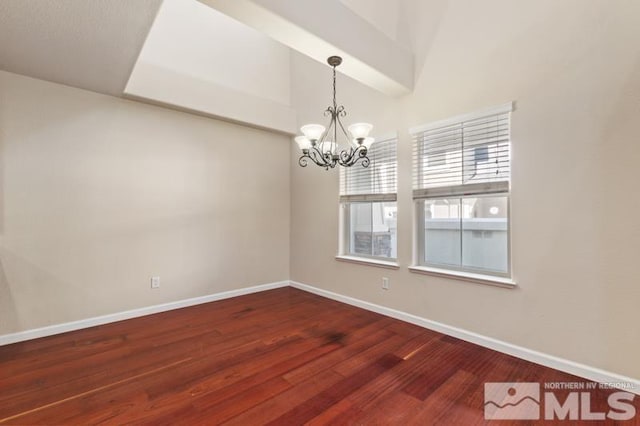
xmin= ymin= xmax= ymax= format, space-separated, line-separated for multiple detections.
xmin=130 ymin=0 xmax=291 ymax=106
xmin=0 ymin=0 xmax=414 ymax=134
xmin=198 ymin=0 xmax=413 ymax=96
xmin=124 ymin=0 xmax=297 ymax=134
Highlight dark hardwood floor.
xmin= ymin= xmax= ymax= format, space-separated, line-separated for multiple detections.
xmin=0 ymin=287 xmax=637 ymax=424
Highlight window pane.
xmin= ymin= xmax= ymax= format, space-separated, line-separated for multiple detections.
xmin=461 ymin=196 xmax=509 ymax=274
xmin=350 ymin=203 xmax=372 ymax=256
xmin=424 ymin=198 xmax=461 ymax=267
xmin=349 ymin=202 xmax=396 ymax=259
xmin=381 ymin=202 xmax=397 ymax=259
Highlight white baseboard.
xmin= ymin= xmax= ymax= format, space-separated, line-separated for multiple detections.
xmin=3 ymin=279 xmax=638 ymax=396
xmin=0 ymin=280 xmax=289 ymax=346
xmin=289 ymin=280 xmax=640 ymax=395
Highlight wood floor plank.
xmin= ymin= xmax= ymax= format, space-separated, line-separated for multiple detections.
xmin=305 ymin=399 xmax=363 ymax=426
xmin=265 ymin=353 xmax=404 ymax=425
xmin=405 ymin=369 xmax=483 ymax=425
xmin=223 ymin=371 xmax=344 ymax=425
xmin=140 ymin=375 xmax=293 ymax=425
xmin=282 ymin=326 xmax=396 ymax=385
xmin=340 ymin=333 xmax=466 ymax=414
xmin=0 ymin=286 xmax=638 ymax=425
xmin=330 ymin=334 xmax=406 ymax=377
xmin=341 ymin=392 xmax=426 ymax=425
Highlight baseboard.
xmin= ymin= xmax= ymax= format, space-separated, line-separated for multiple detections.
xmin=289 ymin=280 xmax=640 ymax=395
xmin=4 ymin=279 xmax=638 ymax=396
xmin=0 ymin=280 xmax=289 ymax=346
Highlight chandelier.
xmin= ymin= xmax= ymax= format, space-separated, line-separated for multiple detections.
xmin=295 ymin=56 xmax=374 ymax=170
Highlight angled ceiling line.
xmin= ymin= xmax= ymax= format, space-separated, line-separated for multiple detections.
xmin=196 ymin=0 xmax=414 ymax=97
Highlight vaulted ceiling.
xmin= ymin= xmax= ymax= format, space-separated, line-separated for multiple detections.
xmin=0 ymin=0 xmax=413 ymax=134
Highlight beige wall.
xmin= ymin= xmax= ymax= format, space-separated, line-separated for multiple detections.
xmin=291 ymin=0 xmax=640 ymax=379
xmin=1 ymin=0 xmax=638 ymax=383
xmin=0 ymin=71 xmax=290 ymax=334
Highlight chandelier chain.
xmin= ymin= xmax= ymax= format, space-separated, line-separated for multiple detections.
xmin=332 ymin=65 xmax=337 ymax=110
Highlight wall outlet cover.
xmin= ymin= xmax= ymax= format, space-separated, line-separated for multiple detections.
xmin=151 ymin=276 xmax=160 ymax=289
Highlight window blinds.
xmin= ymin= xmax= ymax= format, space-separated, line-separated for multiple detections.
xmin=340 ymin=136 xmax=397 ymax=202
xmin=411 ymin=103 xmax=512 ymax=199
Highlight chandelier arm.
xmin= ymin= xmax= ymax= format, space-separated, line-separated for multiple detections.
xmin=338 ymin=145 xmax=369 ymax=168
xmin=307 ymin=146 xmax=337 ymax=170
xmin=308 ymin=147 xmax=327 ymax=166
xmin=335 ymin=110 xmax=351 ymax=143
xmin=338 ymin=148 xmax=353 ymax=165
xmin=320 ymin=107 xmax=336 ymax=145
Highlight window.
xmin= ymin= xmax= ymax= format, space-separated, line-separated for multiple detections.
xmin=411 ymin=103 xmax=512 ymax=277
xmin=339 ymin=136 xmax=397 ymax=261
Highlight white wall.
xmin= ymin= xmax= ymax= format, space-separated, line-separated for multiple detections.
xmin=0 ymin=71 xmax=290 ymax=334
xmin=290 ymin=0 xmax=640 ymax=380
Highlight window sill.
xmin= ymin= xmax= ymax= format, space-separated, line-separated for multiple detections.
xmin=335 ymin=255 xmax=400 ymax=270
xmin=408 ymin=265 xmax=516 ymax=288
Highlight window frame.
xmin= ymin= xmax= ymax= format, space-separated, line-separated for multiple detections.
xmin=338 ymin=134 xmax=398 ymax=265
xmin=410 ymin=103 xmax=514 ymax=282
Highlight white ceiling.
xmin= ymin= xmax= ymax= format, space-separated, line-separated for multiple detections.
xmin=199 ymin=0 xmax=413 ymax=96
xmin=0 ymin=0 xmax=414 ymax=132
xmin=124 ymin=0 xmax=297 ymax=134
xmin=339 ymin=0 xmax=402 ymax=44
xmin=0 ymin=0 xmax=162 ymax=95
xmin=134 ymin=0 xmax=291 ymax=106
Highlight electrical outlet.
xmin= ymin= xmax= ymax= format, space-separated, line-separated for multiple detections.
xmin=382 ymin=277 xmax=390 ymax=290
xmin=151 ymin=276 xmax=160 ymax=289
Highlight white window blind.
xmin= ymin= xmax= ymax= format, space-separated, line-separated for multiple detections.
xmin=411 ymin=103 xmax=512 ymax=199
xmin=340 ymin=136 xmax=397 ymax=202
